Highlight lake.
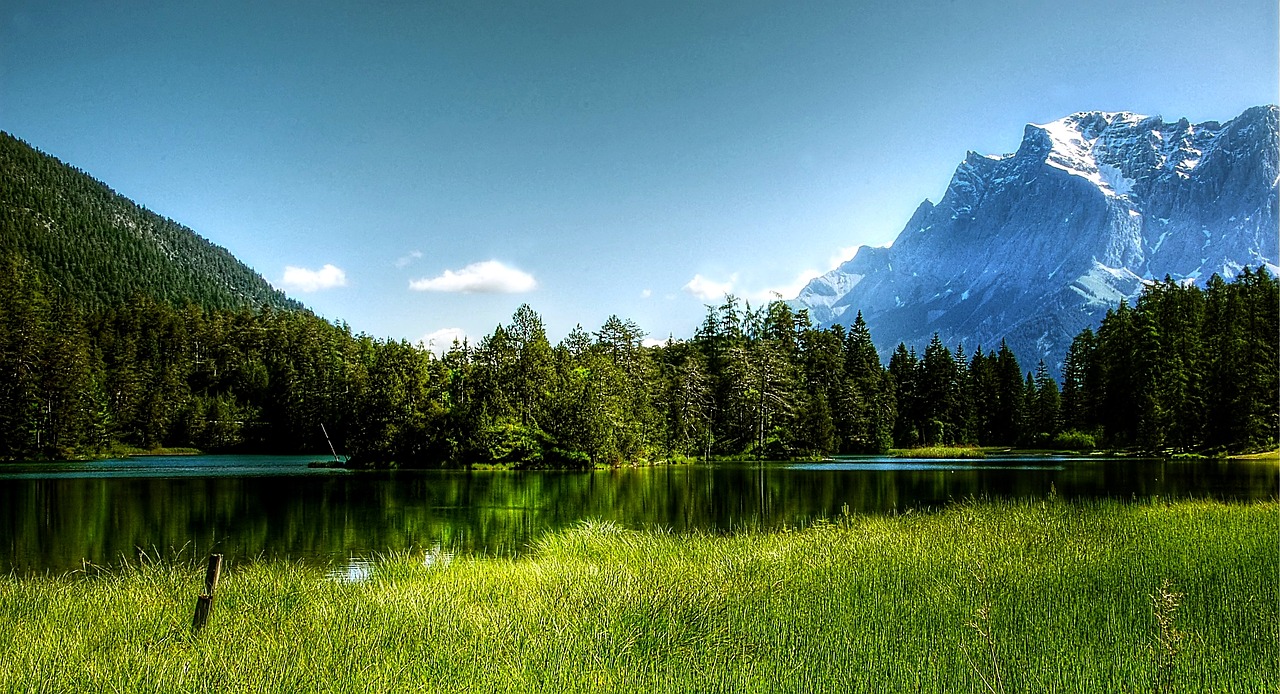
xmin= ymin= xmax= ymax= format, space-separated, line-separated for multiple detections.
xmin=1 ymin=454 xmax=1275 ymax=573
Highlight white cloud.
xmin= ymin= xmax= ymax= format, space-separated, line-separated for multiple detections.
xmin=716 ymin=247 xmax=860 ymax=304
xmin=280 ymin=264 xmax=347 ymax=292
xmin=409 ymin=260 xmax=537 ymax=294
xmin=684 ymin=265 xmax=846 ymax=304
xmin=747 ymin=269 xmax=822 ymax=302
xmin=828 ymin=246 xmax=859 ymax=270
xmin=640 ymin=288 xmax=652 ymax=298
xmin=395 ymin=250 xmax=424 ymax=268
xmin=420 ymin=327 xmax=467 ymax=354
xmin=682 ymin=273 xmax=736 ymax=301
xmin=641 ymin=337 xmax=670 ymax=348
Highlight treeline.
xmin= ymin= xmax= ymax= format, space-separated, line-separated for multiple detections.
xmin=1060 ymin=268 xmax=1279 ymax=453
xmin=1 ymin=257 xmax=1275 ymax=465
xmin=869 ymin=268 xmax=1279 ymax=453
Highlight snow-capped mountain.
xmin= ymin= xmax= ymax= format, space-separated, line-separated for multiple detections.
xmin=795 ymin=105 xmax=1279 ymax=371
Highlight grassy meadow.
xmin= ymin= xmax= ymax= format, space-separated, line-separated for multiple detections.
xmin=0 ymin=499 xmax=1275 ymax=693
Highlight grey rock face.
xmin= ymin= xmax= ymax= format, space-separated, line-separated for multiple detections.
xmin=794 ymin=106 xmax=1279 ymax=373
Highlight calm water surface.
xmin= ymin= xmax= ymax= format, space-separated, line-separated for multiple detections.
xmin=1 ymin=454 xmax=1275 ymax=572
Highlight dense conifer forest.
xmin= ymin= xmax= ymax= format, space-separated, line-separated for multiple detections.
xmin=2 ymin=130 xmax=1275 ymax=464
xmin=0 ymin=132 xmax=299 ymax=313
xmin=0 ymin=252 xmax=1274 ymax=464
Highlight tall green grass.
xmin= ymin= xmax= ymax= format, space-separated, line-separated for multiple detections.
xmin=0 ymin=499 xmax=1275 ymax=692
xmin=892 ymin=445 xmax=987 ymax=459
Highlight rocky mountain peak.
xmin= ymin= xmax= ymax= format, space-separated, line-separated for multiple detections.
xmin=793 ymin=105 xmax=1279 ymax=373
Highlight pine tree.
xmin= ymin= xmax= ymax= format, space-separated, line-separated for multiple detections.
xmin=797 ymin=325 xmax=843 ymax=455
xmin=836 ymin=313 xmax=890 ymax=453
xmin=1060 ymin=328 xmax=1096 ymax=433
xmin=0 ymin=258 xmax=50 ymax=457
xmin=919 ymin=334 xmax=958 ymax=445
xmin=990 ymin=341 xmax=1025 ymax=446
xmin=654 ymin=340 xmax=712 ymax=459
xmin=1030 ymin=360 xmax=1061 ymax=444
xmin=967 ymin=348 xmax=996 ymax=444
xmin=888 ymin=344 xmax=920 ymax=447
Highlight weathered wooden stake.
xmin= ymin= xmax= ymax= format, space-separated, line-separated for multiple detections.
xmin=191 ymin=553 xmax=223 ymax=635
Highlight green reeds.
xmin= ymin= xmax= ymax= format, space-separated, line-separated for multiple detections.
xmin=892 ymin=445 xmax=987 ymax=459
xmin=0 ymin=499 xmax=1275 ymax=692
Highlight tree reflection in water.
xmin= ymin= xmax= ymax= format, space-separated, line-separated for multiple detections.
xmin=0 ymin=455 xmax=1274 ymax=572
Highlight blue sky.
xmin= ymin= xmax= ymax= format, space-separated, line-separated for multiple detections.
xmin=3 ymin=0 xmax=1277 ymax=349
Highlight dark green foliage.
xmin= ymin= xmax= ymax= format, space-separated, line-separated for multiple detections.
xmin=1051 ymin=430 xmax=1096 ymax=451
xmin=0 ymin=259 xmax=53 ymax=458
xmin=6 ymin=129 xmax=1271 ymax=464
xmin=2 ymin=259 xmax=1272 ymax=462
xmin=652 ymin=339 xmax=712 ymax=459
xmin=1 ymin=167 xmax=1274 ymax=463
xmin=838 ymin=314 xmax=894 ymax=453
xmin=878 ymin=270 xmax=1276 ymax=454
xmin=917 ymin=334 xmax=970 ymax=445
xmin=794 ymin=390 xmax=836 ymax=456
xmin=1200 ymin=270 xmax=1280 ymax=452
xmin=1065 ymin=269 xmax=1279 ymax=453
xmin=991 ymin=341 xmax=1026 ymax=446
xmin=0 ymin=132 xmax=299 ymax=313
xmin=888 ymin=344 xmax=920 ymax=447
xmin=1060 ymin=328 xmax=1096 ymax=432
xmin=1027 ymin=360 xmax=1062 ymax=446
xmin=957 ymin=344 xmax=1025 ymax=448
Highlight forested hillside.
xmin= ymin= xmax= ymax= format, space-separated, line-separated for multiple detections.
xmin=0 ymin=132 xmax=299 ymax=312
xmin=1 ymin=254 xmax=1273 ymax=463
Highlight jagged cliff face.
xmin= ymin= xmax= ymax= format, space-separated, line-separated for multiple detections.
xmin=796 ymin=105 xmax=1279 ymax=371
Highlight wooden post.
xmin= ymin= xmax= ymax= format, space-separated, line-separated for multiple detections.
xmin=191 ymin=554 xmax=223 ymax=634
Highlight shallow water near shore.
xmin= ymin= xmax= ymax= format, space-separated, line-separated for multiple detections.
xmin=1 ymin=454 xmax=1274 ymax=572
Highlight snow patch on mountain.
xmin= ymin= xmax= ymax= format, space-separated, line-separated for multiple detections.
xmin=792 ymin=105 xmax=1280 ymax=373
xmin=1098 ymin=164 xmax=1135 ymax=196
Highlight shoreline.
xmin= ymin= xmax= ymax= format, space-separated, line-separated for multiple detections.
xmin=2 ymin=498 xmax=1273 ymax=692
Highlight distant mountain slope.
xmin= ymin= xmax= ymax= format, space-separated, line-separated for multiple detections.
xmin=795 ymin=105 xmax=1279 ymax=371
xmin=0 ymin=132 xmax=301 ymax=312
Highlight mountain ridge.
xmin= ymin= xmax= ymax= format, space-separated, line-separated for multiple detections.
xmin=795 ymin=105 xmax=1279 ymax=371
xmin=0 ymin=131 xmax=301 ymax=313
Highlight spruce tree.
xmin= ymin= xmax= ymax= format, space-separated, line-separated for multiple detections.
xmin=888 ymin=344 xmax=920 ymax=447
xmin=991 ymin=341 xmax=1025 ymax=446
